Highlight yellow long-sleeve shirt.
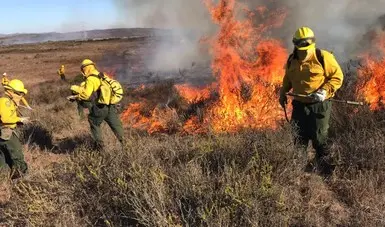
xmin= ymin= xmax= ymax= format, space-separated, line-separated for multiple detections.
xmin=0 ymin=97 xmax=21 ymax=129
xmin=77 ymin=74 xmax=101 ymax=102
xmin=281 ymin=49 xmax=344 ymax=102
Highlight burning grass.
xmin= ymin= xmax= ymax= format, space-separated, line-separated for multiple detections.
xmin=0 ymin=72 xmax=385 ymax=226
xmin=121 ymin=0 xmax=288 ymax=134
xmin=356 ymin=32 xmax=385 ymax=110
xmin=2 ymin=1 xmax=385 ymax=226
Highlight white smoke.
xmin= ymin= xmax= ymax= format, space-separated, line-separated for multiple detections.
xmin=113 ymin=0 xmax=215 ymax=72
xmin=276 ymin=0 xmax=385 ymax=60
xmin=113 ymin=0 xmax=385 ymax=70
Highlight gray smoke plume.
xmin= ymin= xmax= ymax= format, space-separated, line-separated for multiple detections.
xmin=113 ymin=0 xmax=385 ymax=71
xmin=113 ymin=0 xmax=215 ymax=73
xmin=276 ymin=0 xmax=385 ymax=60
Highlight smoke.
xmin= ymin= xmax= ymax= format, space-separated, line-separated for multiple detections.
xmin=113 ymin=0 xmax=213 ymax=31
xmin=113 ymin=0 xmax=385 ymax=71
xmin=276 ymin=0 xmax=384 ymax=60
xmin=113 ymin=0 xmax=215 ymax=72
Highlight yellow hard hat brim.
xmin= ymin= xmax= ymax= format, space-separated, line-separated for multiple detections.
xmin=4 ymin=86 xmax=28 ymax=95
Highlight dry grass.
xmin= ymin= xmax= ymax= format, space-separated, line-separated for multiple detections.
xmin=0 ymin=39 xmax=384 ymax=226
xmin=0 ymin=77 xmax=384 ymax=227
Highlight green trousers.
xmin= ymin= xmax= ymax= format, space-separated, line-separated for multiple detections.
xmin=88 ymin=104 xmax=124 ymax=148
xmin=60 ymin=74 xmax=66 ymax=81
xmin=0 ymin=133 xmax=28 ymax=177
xmin=291 ymin=100 xmax=332 ymax=158
xmin=77 ymin=100 xmax=92 ymax=119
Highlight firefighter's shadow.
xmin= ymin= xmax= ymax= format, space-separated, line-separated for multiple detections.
xmin=21 ymin=124 xmax=54 ymax=151
xmin=21 ymin=124 xmax=93 ymax=153
xmin=56 ymin=135 xmax=94 ymax=153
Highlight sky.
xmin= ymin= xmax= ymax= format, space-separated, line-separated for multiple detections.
xmin=0 ymin=0 xmax=118 ymax=34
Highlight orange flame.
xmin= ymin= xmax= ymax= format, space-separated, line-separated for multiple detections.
xmin=121 ymin=102 xmax=180 ymax=134
xmin=121 ymin=0 xmax=288 ymax=134
xmin=174 ymin=84 xmax=214 ymax=104
xmin=357 ymin=32 xmax=385 ymax=110
xmin=202 ymin=0 xmax=288 ymax=132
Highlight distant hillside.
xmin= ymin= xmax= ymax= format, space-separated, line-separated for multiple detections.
xmin=0 ymin=28 xmax=171 ymax=45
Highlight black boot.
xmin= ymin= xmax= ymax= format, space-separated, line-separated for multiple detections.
xmin=315 ymin=154 xmax=336 ymax=176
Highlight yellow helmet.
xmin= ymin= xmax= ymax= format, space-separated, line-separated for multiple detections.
xmin=81 ymin=59 xmax=95 ymax=70
xmin=292 ymin=26 xmax=316 ymax=50
xmin=4 ymin=79 xmax=27 ymax=95
xmin=60 ymin=65 xmax=65 ymax=68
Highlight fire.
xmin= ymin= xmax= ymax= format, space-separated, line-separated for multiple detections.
xmin=357 ymin=32 xmax=385 ymax=110
xmin=120 ymin=102 xmax=149 ymax=129
xmin=207 ymin=39 xmax=287 ymax=132
xmin=120 ymin=102 xmax=180 ymax=134
xmin=100 ymin=67 xmax=116 ymax=79
xmin=135 ymin=84 xmax=146 ymax=91
xmin=197 ymin=0 xmax=288 ymax=132
xmin=174 ymin=84 xmax=214 ymax=104
xmin=121 ymin=0 xmax=289 ymax=134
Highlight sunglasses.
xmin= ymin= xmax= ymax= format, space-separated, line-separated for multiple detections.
xmin=293 ymin=38 xmax=315 ymax=47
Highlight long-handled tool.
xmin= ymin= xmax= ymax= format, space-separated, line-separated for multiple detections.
xmin=283 ymin=104 xmax=290 ymax=123
xmin=286 ymin=92 xmax=364 ymax=106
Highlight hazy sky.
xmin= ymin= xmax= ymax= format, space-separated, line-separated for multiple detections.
xmin=0 ymin=0 xmax=118 ymax=34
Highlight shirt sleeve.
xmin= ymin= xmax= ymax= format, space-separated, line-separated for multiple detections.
xmin=78 ymin=76 xmax=100 ymax=101
xmin=321 ymin=51 xmax=344 ymax=98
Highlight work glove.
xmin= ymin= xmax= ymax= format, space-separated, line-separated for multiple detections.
xmin=20 ymin=117 xmax=31 ymax=124
xmin=19 ymin=105 xmax=33 ymax=111
xmin=25 ymin=105 xmax=33 ymax=111
xmin=279 ymin=92 xmax=288 ymax=108
xmin=66 ymin=95 xmax=77 ymax=102
xmin=309 ymin=89 xmax=327 ymax=102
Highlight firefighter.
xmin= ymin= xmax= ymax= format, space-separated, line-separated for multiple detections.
xmin=57 ymin=65 xmax=66 ymax=81
xmin=1 ymin=73 xmax=9 ymax=86
xmin=0 ymin=79 xmax=30 ymax=179
xmin=279 ymin=27 xmax=344 ymax=174
xmin=67 ymin=59 xmax=124 ymax=150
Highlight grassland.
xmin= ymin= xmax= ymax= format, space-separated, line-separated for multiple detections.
xmin=0 ymin=37 xmax=384 ymax=227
